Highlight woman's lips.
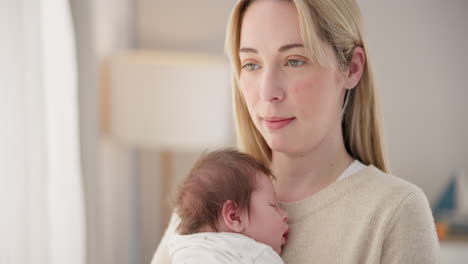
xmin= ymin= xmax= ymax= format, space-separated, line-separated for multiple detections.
xmin=263 ymin=117 xmax=295 ymax=129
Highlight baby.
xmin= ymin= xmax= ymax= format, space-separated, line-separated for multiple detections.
xmin=168 ymin=149 xmax=289 ymax=264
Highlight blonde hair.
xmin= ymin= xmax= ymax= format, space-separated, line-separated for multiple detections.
xmin=225 ymin=0 xmax=389 ymax=173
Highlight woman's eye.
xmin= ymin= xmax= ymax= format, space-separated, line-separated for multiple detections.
xmin=287 ymin=59 xmax=306 ymax=67
xmin=242 ymin=63 xmax=261 ymax=71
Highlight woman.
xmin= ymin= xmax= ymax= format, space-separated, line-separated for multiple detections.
xmin=152 ymin=0 xmax=439 ymax=263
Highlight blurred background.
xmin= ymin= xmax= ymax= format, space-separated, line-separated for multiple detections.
xmin=1 ymin=0 xmax=467 ymax=264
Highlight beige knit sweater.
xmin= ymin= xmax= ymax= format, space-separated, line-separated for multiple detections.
xmin=151 ymin=165 xmax=439 ymax=264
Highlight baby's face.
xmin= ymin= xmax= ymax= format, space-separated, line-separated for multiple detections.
xmin=242 ymin=173 xmax=289 ymax=254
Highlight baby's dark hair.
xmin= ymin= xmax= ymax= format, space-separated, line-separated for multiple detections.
xmin=174 ymin=148 xmax=274 ymax=235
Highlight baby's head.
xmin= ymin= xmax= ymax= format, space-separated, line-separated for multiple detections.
xmin=174 ymin=149 xmax=289 ymax=254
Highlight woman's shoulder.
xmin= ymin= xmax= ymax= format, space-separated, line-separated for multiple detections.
xmin=355 ymin=165 xmax=430 ymax=210
xmin=357 ymin=166 xmax=439 ymax=261
xmin=359 ymin=165 xmax=425 ymax=193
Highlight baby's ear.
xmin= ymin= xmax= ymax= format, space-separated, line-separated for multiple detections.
xmin=221 ymin=200 xmax=248 ymax=233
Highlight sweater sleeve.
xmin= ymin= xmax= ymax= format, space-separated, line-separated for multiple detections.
xmin=151 ymin=213 xmax=179 ymax=264
xmin=381 ymin=189 xmax=440 ymax=264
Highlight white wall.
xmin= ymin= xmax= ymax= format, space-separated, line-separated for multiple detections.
xmin=358 ymin=0 xmax=468 ymax=203
xmin=1 ymin=1 xmax=85 ymax=263
xmin=0 ymin=2 xmax=44 ymax=262
xmin=69 ymin=2 xmax=102 ymax=264
xmin=136 ymin=0 xmax=238 ymax=53
xmin=69 ymin=0 xmax=136 ymax=263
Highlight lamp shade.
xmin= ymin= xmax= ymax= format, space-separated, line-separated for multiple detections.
xmin=108 ymin=51 xmax=233 ymax=150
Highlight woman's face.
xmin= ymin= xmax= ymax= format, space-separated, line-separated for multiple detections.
xmin=239 ymin=0 xmax=348 ymax=155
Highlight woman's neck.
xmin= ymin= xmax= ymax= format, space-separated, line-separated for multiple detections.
xmin=272 ymin=131 xmax=353 ymax=202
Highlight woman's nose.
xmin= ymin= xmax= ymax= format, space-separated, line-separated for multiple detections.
xmin=259 ymin=67 xmax=285 ymax=103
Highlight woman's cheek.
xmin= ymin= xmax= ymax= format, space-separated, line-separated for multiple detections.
xmin=291 ymin=79 xmax=320 ymax=107
xmin=291 ymin=78 xmax=335 ymax=123
xmin=240 ymin=78 xmax=258 ymax=108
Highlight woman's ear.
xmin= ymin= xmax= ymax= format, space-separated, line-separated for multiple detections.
xmin=221 ymin=200 xmax=248 ymax=233
xmin=344 ymin=46 xmax=366 ymax=89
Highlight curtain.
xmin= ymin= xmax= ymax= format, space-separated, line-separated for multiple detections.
xmin=0 ymin=0 xmax=86 ymax=263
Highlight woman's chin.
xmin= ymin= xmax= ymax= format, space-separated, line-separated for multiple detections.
xmin=267 ymin=137 xmax=316 ymax=157
xmin=267 ymin=137 xmax=298 ymax=154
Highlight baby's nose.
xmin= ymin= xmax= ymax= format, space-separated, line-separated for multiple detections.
xmin=281 ymin=209 xmax=288 ymax=222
